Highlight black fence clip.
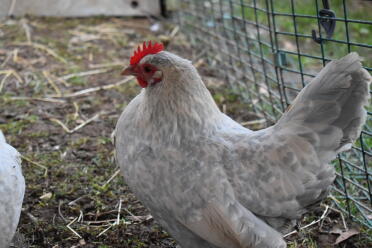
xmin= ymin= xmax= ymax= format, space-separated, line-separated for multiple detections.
xmin=312 ymin=0 xmax=336 ymax=44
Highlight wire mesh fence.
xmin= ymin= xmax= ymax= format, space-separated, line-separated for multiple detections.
xmin=177 ymin=0 xmax=372 ymax=227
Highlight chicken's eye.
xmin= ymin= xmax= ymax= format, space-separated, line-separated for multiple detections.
xmin=144 ymin=65 xmax=152 ymax=73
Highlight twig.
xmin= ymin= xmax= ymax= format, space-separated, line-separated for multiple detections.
xmin=103 ymin=169 xmax=121 ymax=187
xmin=52 ymin=214 xmax=56 ymax=225
xmin=57 ymin=77 xmax=70 ymax=87
xmin=0 ymin=72 xmax=11 ymax=93
xmin=15 ymin=42 xmax=68 ymax=64
xmin=111 ymin=130 xmax=116 ymax=145
xmin=49 ymin=77 xmax=133 ymax=98
xmin=88 ymin=199 xmax=124 ymax=238
xmin=88 ymin=210 xmax=120 ymax=218
xmin=169 ymin=25 xmax=180 ymax=39
xmin=41 ymin=70 xmax=70 ymax=87
xmin=58 ymin=201 xmax=67 ymax=223
xmin=84 ymin=219 xmax=117 ymax=225
xmin=240 ymin=119 xmax=266 ymax=127
xmin=49 ymin=113 xmax=100 ymax=134
xmin=0 ymin=49 xmax=14 ymax=67
xmin=194 ymin=58 xmax=204 ymax=69
xmin=89 ymin=62 xmax=123 ymax=69
xmin=59 ymin=68 xmax=110 ymax=81
xmin=116 ymin=199 xmax=122 ymax=225
xmin=66 ymin=217 xmax=82 ymax=239
xmin=20 ymin=18 xmax=32 ymax=43
xmin=283 ymin=205 xmax=329 ymax=238
xmin=43 ymin=70 xmax=61 ymax=96
xmin=78 ymin=210 xmax=84 ymax=223
xmin=68 ymin=195 xmax=87 ymax=206
xmin=222 ymin=104 xmax=226 ymax=114
xmin=69 ymin=113 xmax=100 ymax=132
xmin=21 ymin=155 xmax=48 ymax=177
xmin=9 ymin=96 xmax=66 ymax=103
xmin=72 ymin=102 xmax=80 ymax=120
xmin=319 ymin=206 xmax=332 ymax=232
xmin=12 ymin=71 xmax=22 ymax=83
xmin=328 ymin=193 xmax=340 ymax=203
xmin=48 ymin=118 xmax=73 ymax=133
xmin=326 ymin=204 xmax=348 ymax=231
xmin=97 ymin=224 xmax=114 ymax=237
xmin=0 ymin=70 xmax=12 ymax=76
xmin=123 ymin=208 xmax=141 ymax=222
xmin=126 ymin=215 xmax=153 ymax=222
xmin=0 ymin=69 xmax=24 ymax=83
xmin=26 ymin=212 xmax=39 ymax=224
xmin=11 ymin=70 xmax=23 ymax=83
xmin=13 ymin=49 xmax=19 ymax=63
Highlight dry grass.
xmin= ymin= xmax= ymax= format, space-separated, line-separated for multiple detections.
xmin=0 ymin=16 xmax=370 ymax=247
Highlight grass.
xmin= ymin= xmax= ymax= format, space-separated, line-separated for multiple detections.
xmin=235 ymin=0 xmax=372 ymax=68
xmin=0 ymin=10 xmax=371 ymax=248
xmin=0 ymin=16 xmax=178 ymax=247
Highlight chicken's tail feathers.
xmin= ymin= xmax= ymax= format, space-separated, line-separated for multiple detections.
xmin=276 ymin=52 xmax=371 ymax=163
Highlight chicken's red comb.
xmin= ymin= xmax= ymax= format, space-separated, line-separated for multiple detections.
xmin=130 ymin=41 xmax=164 ymax=65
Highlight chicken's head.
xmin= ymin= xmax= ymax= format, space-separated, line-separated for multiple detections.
xmin=121 ymin=41 xmax=166 ymax=88
xmin=121 ymin=41 xmax=195 ymax=90
xmin=120 ymin=41 xmax=220 ymax=130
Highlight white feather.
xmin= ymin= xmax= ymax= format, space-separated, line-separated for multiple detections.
xmin=0 ymin=130 xmax=25 ymax=248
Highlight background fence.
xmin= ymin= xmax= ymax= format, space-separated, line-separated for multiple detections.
xmin=177 ymin=0 xmax=372 ymax=228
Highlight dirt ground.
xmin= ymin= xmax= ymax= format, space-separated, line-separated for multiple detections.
xmin=0 ymin=17 xmax=370 ymax=248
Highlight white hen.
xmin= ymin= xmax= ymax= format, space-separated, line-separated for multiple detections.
xmin=0 ymin=131 xmax=25 ymax=248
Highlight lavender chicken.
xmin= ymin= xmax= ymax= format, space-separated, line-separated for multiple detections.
xmin=115 ymin=41 xmax=371 ymax=248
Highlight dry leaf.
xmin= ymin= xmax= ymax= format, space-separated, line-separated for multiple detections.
xmin=334 ymin=228 xmax=359 ymax=245
xmin=40 ymin=192 xmax=53 ymax=200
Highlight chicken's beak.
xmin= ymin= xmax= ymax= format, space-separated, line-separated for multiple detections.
xmin=121 ymin=65 xmax=136 ymax=76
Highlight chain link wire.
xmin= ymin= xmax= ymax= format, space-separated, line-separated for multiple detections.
xmin=177 ymin=0 xmax=372 ymax=228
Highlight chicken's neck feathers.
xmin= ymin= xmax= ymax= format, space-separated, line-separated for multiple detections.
xmin=137 ymin=69 xmax=223 ymax=145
